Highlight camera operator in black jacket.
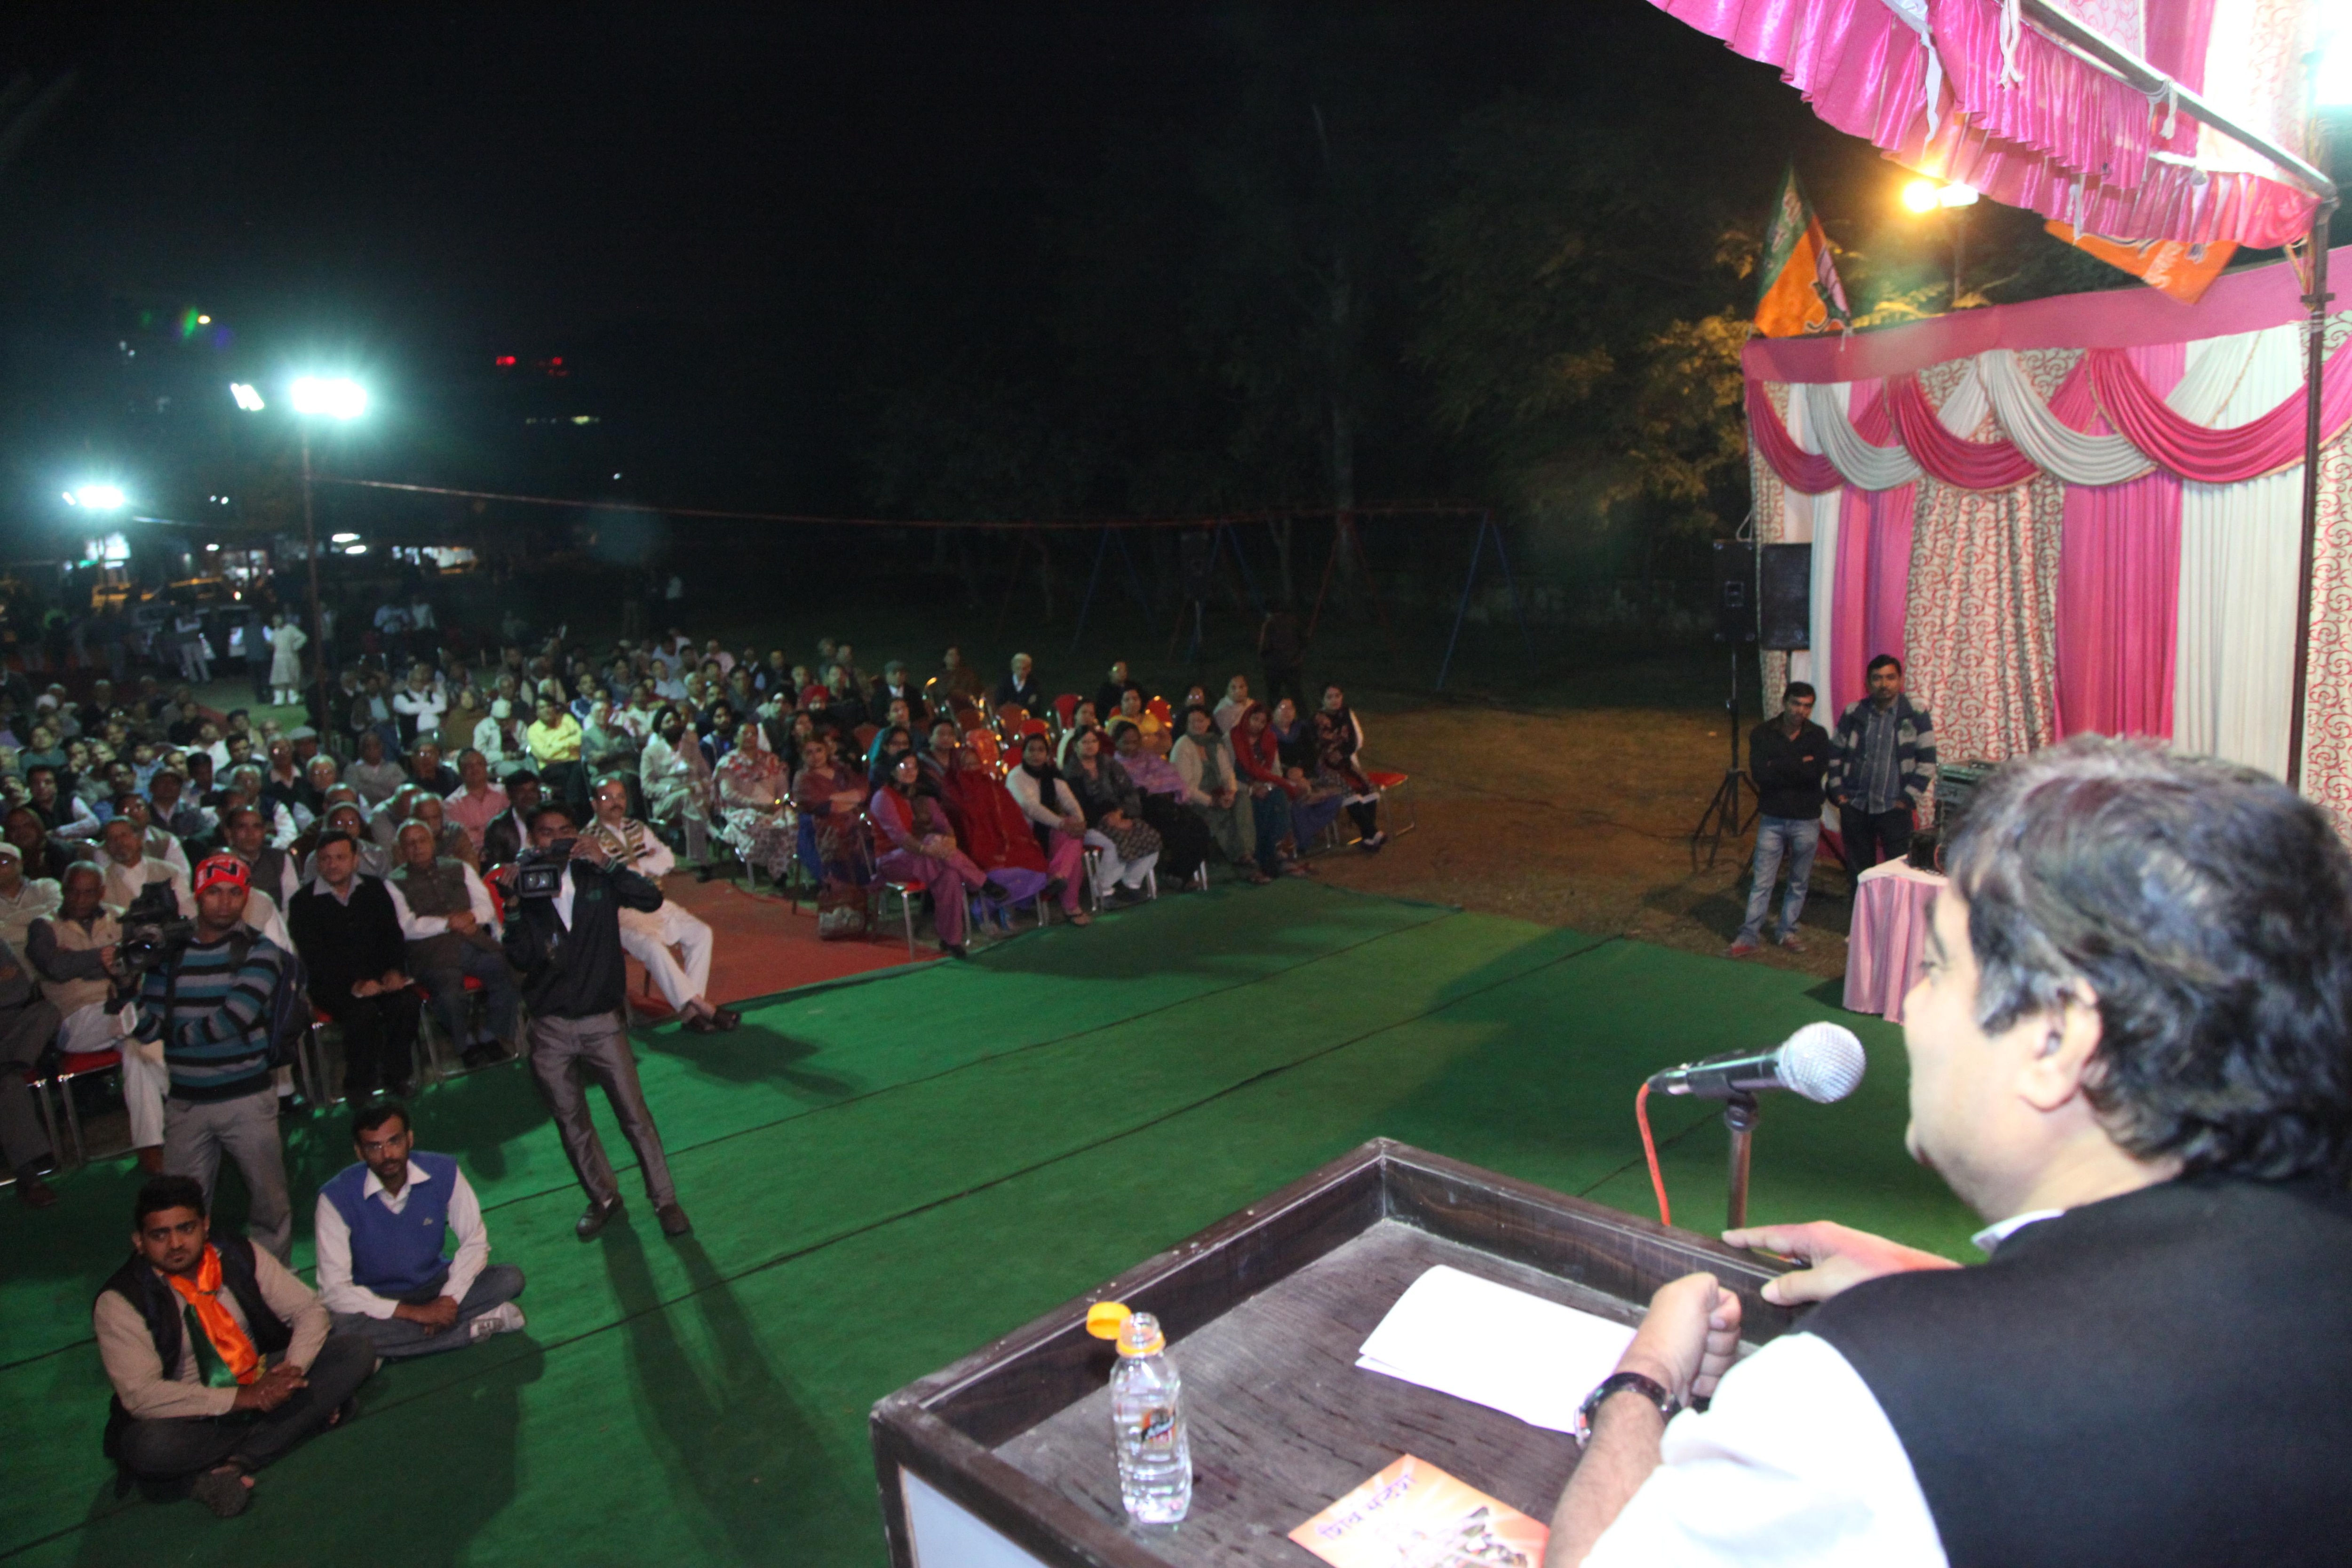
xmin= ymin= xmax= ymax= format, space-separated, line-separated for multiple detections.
xmin=495 ymin=803 xmax=691 ymax=1242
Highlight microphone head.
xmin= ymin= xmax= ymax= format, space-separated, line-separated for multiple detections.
xmin=1778 ymin=1022 xmax=1867 ymax=1103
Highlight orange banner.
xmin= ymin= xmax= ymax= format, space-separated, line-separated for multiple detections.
xmin=2044 ymin=222 xmax=2236 ymax=304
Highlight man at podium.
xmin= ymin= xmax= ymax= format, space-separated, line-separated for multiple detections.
xmin=1552 ymin=737 xmax=2352 ymax=1568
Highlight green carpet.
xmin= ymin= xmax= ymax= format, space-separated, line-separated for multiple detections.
xmin=0 ymin=882 xmax=1974 ymax=1566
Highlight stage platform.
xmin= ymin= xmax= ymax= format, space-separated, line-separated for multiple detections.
xmin=0 ymin=880 xmax=1974 ymax=1567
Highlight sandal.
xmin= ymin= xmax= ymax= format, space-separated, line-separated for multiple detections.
xmin=191 ymin=1465 xmax=251 ymax=1518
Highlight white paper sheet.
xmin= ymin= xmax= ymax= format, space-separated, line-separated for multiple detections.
xmin=1356 ymin=1264 xmax=1638 ymax=1434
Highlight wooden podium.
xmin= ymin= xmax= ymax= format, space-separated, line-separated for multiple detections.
xmin=871 ymin=1139 xmax=1797 ymax=1567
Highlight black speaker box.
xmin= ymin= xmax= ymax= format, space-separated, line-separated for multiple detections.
xmin=1712 ymin=541 xmax=1756 ymax=644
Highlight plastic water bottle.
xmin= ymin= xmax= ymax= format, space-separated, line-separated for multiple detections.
xmin=1091 ymin=1303 xmax=1192 ymax=1524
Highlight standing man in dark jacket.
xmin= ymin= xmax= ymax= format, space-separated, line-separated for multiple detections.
xmin=288 ymin=834 xmax=419 ymax=1101
xmin=1731 ymin=682 xmax=1832 ymax=958
xmin=1826 ymin=654 xmax=1938 ymax=873
xmin=497 ymin=803 xmax=691 ymax=1242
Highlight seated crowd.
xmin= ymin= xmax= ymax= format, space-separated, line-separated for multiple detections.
xmin=0 ymin=624 xmax=1390 ymax=1519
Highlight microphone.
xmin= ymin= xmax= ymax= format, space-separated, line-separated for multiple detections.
xmin=1645 ymin=1021 xmax=1866 ymax=1104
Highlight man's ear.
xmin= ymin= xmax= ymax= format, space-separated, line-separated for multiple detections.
xmin=2016 ymin=984 xmax=2104 ymax=1113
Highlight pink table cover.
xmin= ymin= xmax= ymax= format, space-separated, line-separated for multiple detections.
xmin=1843 ymin=860 xmax=1947 ymax=1024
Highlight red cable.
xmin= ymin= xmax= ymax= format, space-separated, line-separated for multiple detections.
xmin=1636 ymin=1082 xmax=1671 ymax=1227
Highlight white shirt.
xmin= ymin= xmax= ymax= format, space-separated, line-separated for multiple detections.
xmin=1583 ymin=1331 xmax=1947 ymax=1568
xmin=240 ymin=888 xmax=293 ymax=953
xmin=312 ymin=1159 xmax=488 ymax=1319
xmin=384 ymin=862 xmax=501 ymax=939
xmin=0 ymin=877 xmax=61 ymax=953
xmin=102 ymin=857 xmax=192 ymax=918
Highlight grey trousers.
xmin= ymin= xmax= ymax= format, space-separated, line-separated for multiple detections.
xmin=525 ymin=1011 xmax=676 ymax=1209
xmin=330 ymin=1263 xmax=527 ymax=1360
xmin=0 ymin=997 xmax=59 ymax=1177
xmin=117 ymin=1332 xmax=375 ymax=1481
xmin=162 ymin=1090 xmax=294 ymax=1264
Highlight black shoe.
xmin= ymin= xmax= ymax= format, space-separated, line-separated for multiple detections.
xmin=576 ymin=1197 xmax=623 ymax=1240
xmin=979 ymin=878 xmax=1010 ymax=902
xmin=656 ymin=1202 xmax=692 ymax=1238
xmin=682 ymin=1013 xmax=724 ymax=1035
xmin=712 ymin=1007 xmax=742 ymax=1030
xmin=1041 ymin=877 xmax=1066 ymax=905
xmin=943 ymin=943 xmax=970 ymax=961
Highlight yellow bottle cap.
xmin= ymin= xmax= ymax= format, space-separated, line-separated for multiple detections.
xmin=1085 ymin=1301 xmax=1132 ymax=1340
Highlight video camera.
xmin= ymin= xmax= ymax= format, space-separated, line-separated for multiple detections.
xmin=513 ymin=841 xmax=576 ymax=899
xmin=117 ymin=881 xmax=196 ymax=976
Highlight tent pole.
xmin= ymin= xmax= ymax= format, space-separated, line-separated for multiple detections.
xmin=2289 ymin=205 xmax=2338 ymax=794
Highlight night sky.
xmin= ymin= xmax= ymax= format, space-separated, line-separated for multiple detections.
xmin=0 ymin=4 xmax=1981 ymax=561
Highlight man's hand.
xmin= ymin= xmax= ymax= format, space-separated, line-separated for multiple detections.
xmin=1724 ymin=1220 xmax=1960 ymax=1306
xmin=570 ymin=836 xmax=613 ymax=867
xmin=1617 ymin=1273 xmax=1742 ymax=1404
xmin=97 ymin=944 xmax=118 ymax=968
xmin=230 ymin=1361 xmax=308 ymax=1413
xmin=1103 ymin=809 xmax=1131 ymax=830
xmin=380 ymin=970 xmax=407 ymax=993
xmin=351 ymin=978 xmax=381 ymax=998
xmin=394 ymin=1296 xmax=461 ymax=1335
xmin=447 ymin=910 xmax=479 ymax=935
xmin=489 ymin=862 xmax=519 ymax=889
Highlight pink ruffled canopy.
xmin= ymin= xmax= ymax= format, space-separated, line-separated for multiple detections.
xmin=1653 ymin=0 xmax=2317 ymax=248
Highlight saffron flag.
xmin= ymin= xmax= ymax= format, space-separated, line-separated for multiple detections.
xmin=1755 ymin=165 xmax=1850 ymax=338
xmin=2043 ymin=222 xmax=2236 ymax=304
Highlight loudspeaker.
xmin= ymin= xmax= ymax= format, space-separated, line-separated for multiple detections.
xmin=1711 ymin=541 xmax=1756 ymax=644
xmin=1760 ymin=543 xmax=1812 ymax=649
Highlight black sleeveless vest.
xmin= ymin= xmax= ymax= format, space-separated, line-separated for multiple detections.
xmin=99 ymin=1234 xmax=291 ymax=1454
xmin=1805 ymin=1174 xmax=2352 ymax=1568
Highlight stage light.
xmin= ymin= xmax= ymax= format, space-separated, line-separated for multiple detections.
xmin=197 ymin=314 xmax=211 ymax=325
xmin=70 ymin=484 xmax=127 ymax=510
xmin=230 ymin=382 xmax=266 ymax=412
xmin=289 ymin=377 xmax=367 ymax=419
xmin=1903 ymin=178 xmax=1979 ymax=213
xmin=331 ymin=532 xmax=359 ymax=543
xmin=343 ymin=544 xmax=368 ymax=554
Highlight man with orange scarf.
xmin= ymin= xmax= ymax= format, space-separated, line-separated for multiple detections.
xmin=93 ymin=1175 xmax=374 ymax=1517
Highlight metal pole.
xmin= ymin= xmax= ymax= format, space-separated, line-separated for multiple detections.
xmin=1483 ymin=510 xmax=1537 ymax=668
xmin=1723 ymin=1094 xmax=1760 ymax=1231
xmin=301 ymin=428 xmax=326 ymax=699
xmin=2288 ymin=205 xmax=2338 ymax=792
xmin=1434 ymin=517 xmax=1488 ymax=692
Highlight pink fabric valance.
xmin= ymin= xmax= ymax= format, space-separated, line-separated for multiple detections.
xmin=1887 ymin=374 xmax=2040 ymax=491
xmin=1744 ymin=379 xmax=1838 ymax=494
xmin=1652 ymin=0 xmax=2318 ymax=249
xmin=2085 ymin=342 xmax=2352 ymax=485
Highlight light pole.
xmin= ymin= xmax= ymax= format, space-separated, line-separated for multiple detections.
xmin=239 ymin=377 xmax=366 ymax=706
xmin=1901 ymin=178 xmax=1980 ymax=308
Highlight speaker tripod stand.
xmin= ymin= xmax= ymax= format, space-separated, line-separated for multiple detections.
xmin=1689 ymin=648 xmax=1747 ymax=869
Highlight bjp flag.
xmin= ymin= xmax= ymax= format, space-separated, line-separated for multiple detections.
xmin=1755 ymin=165 xmax=1851 ymax=338
xmin=2043 ymin=222 xmax=2236 ymax=304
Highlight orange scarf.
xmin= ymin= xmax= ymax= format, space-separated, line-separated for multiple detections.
xmin=164 ymin=1246 xmax=263 ymax=1386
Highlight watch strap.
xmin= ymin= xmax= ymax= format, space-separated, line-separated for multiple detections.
xmin=1574 ymin=1370 xmax=1679 ymax=1447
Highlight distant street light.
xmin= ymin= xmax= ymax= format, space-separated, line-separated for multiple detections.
xmin=1900 ymin=179 xmax=1980 ymax=307
xmin=235 ymin=374 xmax=370 ymax=702
xmin=65 ymin=484 xmax=127 ymax=510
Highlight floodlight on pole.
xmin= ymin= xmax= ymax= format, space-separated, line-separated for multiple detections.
xmin=289 ymin=377 xmax=367 ymax=420
xmin=66 ymin=484 xmax=127 ymax=510
xmin=1900 ymin=178 xmax=1981 ymax=308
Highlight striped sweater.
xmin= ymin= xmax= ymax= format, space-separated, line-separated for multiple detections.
xmin=132 ymin=933 xmax=286 ymax=1103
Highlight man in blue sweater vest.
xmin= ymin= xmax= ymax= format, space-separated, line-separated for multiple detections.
xmin=314 ymin=1101 xmax=525 ymax=1358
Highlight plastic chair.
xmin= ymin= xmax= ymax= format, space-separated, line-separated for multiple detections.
xmin=853 ymin=723 xmax=879 ymax=753
xmin=1081 ymin=846 xmax=1159 ymax=911
xmin=1051 ymin=693 xmax=1080 ymax=731
xmin=861 ymin=809 xmax=927 ymax=955
xmin=965 ymin=730 xmax=1002 ymax=775
xmin=40 ymin=1048 xmax=122 ymax=1167
xmin=1145 ymin=696 xmax=1173 ymax=729
xmin=1364 ymin=769 xmax=1416 ymax=836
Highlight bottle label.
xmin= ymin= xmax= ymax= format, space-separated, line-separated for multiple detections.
xmin=1135 ymin=1407 xmax=1176 ymax=1449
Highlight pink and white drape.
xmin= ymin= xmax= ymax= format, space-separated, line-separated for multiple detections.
xmin=1745 ymin=246 xmax=2352 ymax=836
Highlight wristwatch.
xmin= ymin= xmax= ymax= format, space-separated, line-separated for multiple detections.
xmin=1574 ymin=1370 xmax=1679 ymax=1448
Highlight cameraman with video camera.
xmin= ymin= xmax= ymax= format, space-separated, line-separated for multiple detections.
xmin=497 ymin=803 xmax=691 ymax=1242
xmin=127 ymin=854 xmax=297 ymax=1264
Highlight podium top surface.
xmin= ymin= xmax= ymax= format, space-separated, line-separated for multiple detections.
xmin=872 ymin=1139 xmax=1796 ymax=1568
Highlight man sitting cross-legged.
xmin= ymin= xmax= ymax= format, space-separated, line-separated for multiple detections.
xmin=582 ymin=773 xmax=739 ymax=1034
xmin=314 ymin=1101 xmax=525 ymax=1359
xmin=94 ymin=1175 xmax=374 ymax=1518
xmin=385 ymin=820 xmax=521 ymax=1068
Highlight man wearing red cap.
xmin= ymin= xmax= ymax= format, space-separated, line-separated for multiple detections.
xmin=127 ymin=853 xmax=296 ymax=1263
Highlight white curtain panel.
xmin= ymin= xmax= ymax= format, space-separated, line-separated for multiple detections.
xmin=2173 ymin=322 xmax=2304 ymax=778
xmin=1801 ymin=364 xmax=1992 ymax=492
xmin=1779 ymin=382 xmax=1841 ymax=691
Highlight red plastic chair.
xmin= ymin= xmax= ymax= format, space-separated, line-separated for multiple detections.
xmin=1145 ymin=696 xmax=1173 ymax=727
xmin=1051 ymin=693 xmax=1080 ymax=730
xmin=1364 ymin=768 xmax=1416 ymax=835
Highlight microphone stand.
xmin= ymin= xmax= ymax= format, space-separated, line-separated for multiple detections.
xmin=1723 ymin=1092 xmax=1760 ymax=1230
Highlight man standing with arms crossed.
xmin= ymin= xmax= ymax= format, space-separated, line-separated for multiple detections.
xmin=1729 ymin=681 xmax=1830 ymax=958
